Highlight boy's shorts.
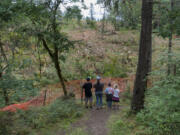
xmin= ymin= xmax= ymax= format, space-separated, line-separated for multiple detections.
xmin=85 ymin=96 xmax=93 ymax=103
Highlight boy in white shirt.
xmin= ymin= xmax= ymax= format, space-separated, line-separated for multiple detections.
xmin=112 ymin=84 xmax=120 ymax=109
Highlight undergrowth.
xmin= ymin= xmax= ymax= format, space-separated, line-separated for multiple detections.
xmin=108 ymin=52 xmax=180 ymax=135
xmin=0 ymin=97 xmax=85 ymax=135
xmin=68 ymin=128 xmax=88 ymax=135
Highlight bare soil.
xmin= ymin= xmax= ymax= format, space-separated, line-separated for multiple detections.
xmin=63 ymin=106 xmax=124 ymax=135
xmin=72 ymin=108 xmax=111 ymax=135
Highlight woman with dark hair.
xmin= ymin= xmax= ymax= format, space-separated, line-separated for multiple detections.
xmin=105 ymin=83 xmax=114 ymax=109
xmin=93 ymin=76 xmax=104 ymax=110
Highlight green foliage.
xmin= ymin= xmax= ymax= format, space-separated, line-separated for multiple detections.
xmin=121 ymin=82 xmax=132 ymax=102
xmin=136 ymin=52 xmax=180 ymax=135
xmin=40 ymin=76 xmax=58 ymax=86
xmin=137 ymin=76 xmax=180 ymax=134
xmin=0 ymin=0 xmax=16 ymax=22
xmin=153 ymin=0 xmax=180 ymax=37
xmin=0 ymin=70 xmax=39 ymax=107
xmin=103 ymin=57 xmax=128 ymax=78
xmin=0 ymin=112 xmax=13 ymax=135
xmin=0 ymin=98 xmax=84 ymax=135
xmin=68 ymin=128 xmax=88 ymax=135
xmin=100 ymin=0 xmax=141 ymax=30
xmin=107 ymin=13 xmax=121 ymax=31
xmin=74 ymin=59 xmax=95 ymax=79
xmin=64 ymin=6 xmax=82 ymax=22
xmin=86 ymin=17 xmax=97 ymax=29
xmin=110 ymin=119 xmax=132 ymax=135
xmin=108 ymin=108 xmax=144 ymax=135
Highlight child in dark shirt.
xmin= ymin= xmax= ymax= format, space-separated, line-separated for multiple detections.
xmin=82 ymin=77 xmax=93 ymax=108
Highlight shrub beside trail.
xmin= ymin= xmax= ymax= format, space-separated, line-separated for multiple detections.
xmin=0 ymin=98 xmax=84 ymax=135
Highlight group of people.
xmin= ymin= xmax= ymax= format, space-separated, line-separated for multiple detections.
xmin=82 ymin=76 xmax=120 ymax=109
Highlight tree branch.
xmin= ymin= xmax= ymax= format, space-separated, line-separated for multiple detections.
xmin=0 ymin=41 xmax=8 ymax=63
xmin=41 ymin=38 xmax=54 ymax=59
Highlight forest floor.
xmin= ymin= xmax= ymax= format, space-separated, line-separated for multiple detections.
xmin=58 ymin=106 xmax=125 ymax=135
xmin=70 ymin=108 xmax=112 ymax=135
xmin=0 ymin=77 xmax=131 ymax=135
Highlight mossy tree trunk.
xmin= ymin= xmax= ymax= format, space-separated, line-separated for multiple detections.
xmin=167 ymin=0 xmax=174 ymax=75
xmin=41 ymin=38 xmax=67 ymax=96
xmin=131 ymin=0 xmax=153 ymax=113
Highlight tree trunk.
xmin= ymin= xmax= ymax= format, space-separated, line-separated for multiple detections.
xmin=3 ymin=89 xmax=9 ymax=105
xmin=167 ymin=35 xmax=172 ymax=75
xmin=0 ymin=40 xmax=8 ymax=63
xmin=43 ymin=89 xmax=47 ymax=106
xmin=173 ymin=64 xmax=176 ymax=76
xmin=131 ymin=0 xmax=153 ymax=113
xmin=54 ymin=54 xmax=67 ymax=96
xmin=37 ymin=45 xmax=42 ymax=78
xmin=101 ymin=8 xmax=106 ymax=38
xmin=41 ymin=38 xmax=67 ymax=96
xmin=167 ymin=0 xmax=174 ymax=75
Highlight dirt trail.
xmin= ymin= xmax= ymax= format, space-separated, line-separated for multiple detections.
xmin=74 ymin=108 xmax=111 ymax=135
xmin=64 ymin=107 xmax=121 ymax=135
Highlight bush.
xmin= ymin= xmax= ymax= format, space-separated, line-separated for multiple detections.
xmin=0 ymin=98 xmax=85 ymax=135
xmin=136 ymin=53 xmax=180 ymax=135
xmin=103 ymin=57 xmax=128 ymax=78
xmin=0 ymin=112 xmax=13 ymax=135
xmin=86 ymin=17 xmax=97 ymax=29
xmin=0 ymin=71 xmax=39 ymax=107
xmin=108 ymin=109 xmax=138 ymax=135
xmin=137 ymin=75 xmax=180 ymax=135
xmin=121 ymin=83 xmax=132 ymax=104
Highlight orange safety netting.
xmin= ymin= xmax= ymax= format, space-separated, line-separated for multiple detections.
xmin=0 ymin=77 xmax=134 ymax=112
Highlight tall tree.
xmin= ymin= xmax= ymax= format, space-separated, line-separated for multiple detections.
xmin=64 ymin=6 xmax=82 ymax=23
xmin=131 ymin=0 xmax=153 ymax=112
xmin=22 ymin=0 xmax=76 ymax=96
xmin=38 ymin=0 xmax=74 ymax=96
xmin=154 ymin=0 xmax=180 ymax=75
xmin=0 ymin=0 xmax=15 ymax=105
xmin=0 ymin=0 xmax=39 ymax=105
xmin=90 ymin=3 xmax=94 ymax=20
xmin=101 ymin=8 xmax=106 ymax=37
xmin=98 ymin=0 xmax=141 ymax=30
xmin=167 ymin=0 xmax=174 ymax=75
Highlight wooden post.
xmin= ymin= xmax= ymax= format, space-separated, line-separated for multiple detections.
xmin=81 ymin=88 xmax=83 ymax=104
xmin=80 ymin=81 xmax=83 ymax=104
xmin=173 ymin=64 xmax=176 ymax=76
xmin=43 ymin=89 xmax=47 ymax=106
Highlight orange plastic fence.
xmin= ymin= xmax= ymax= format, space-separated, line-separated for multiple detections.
xmin=0 ymin=77 xmax=134 ymax=112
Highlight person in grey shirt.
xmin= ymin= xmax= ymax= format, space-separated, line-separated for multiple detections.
xmin=93 ymin=76 xmax=104 ymax=109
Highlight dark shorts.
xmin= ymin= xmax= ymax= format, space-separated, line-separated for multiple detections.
xmin=112 ymin=97 xmax=119 ymax=102
xmin=106 ymin=94 xmax=113 ymax=102
xmin=85 ymin=96 xmax=93 ymax=103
